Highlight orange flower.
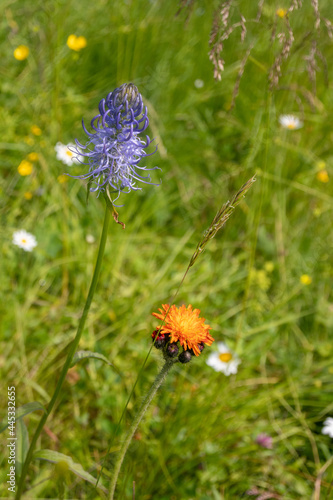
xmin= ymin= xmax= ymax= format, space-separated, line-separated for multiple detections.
xmin=152 ymin=304 xmax=214 ymax=356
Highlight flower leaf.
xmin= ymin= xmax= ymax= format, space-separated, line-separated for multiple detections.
xmin=16 ymin=419 xmax=30 ymax=478
xmin=0 ymin=402 xmax=46 ymax=434
xmin=104 ymin=189 xmax=125 ymax=229
xmin=86 ymin=178 xmax=93 ymax=204
xmin=33 ymin=449 xmax=107 ymax=493
xmin=70 ymin=350 xmax=114 ymax=368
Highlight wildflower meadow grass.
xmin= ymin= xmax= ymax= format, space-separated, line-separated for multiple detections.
xmin=1 ymin=1 xmax=333 ymax=499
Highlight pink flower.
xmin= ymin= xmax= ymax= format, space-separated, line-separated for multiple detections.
xmin=255 ymin=433 xmax=273 ymax=449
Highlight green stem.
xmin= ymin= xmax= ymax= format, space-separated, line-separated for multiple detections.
xmin=15 ymin=204 xmax=111 ymax=499
xmin=108 ymin=359 xmax=175 ymax=500
xmin=97 ymin=265 xmax=191 ymax=485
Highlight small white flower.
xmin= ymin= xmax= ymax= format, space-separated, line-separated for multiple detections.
xmin=322 ymin=417 xmax=333 ymax=438
xmin=194 ymin=79 xmax=204 ymax=89
xmin=85 ymin=234 xmax=95 ymax=244
xmin=55 ymin=142 xmax=80 ymax=166
xmin=12 ymin=230 xmax=37 ymax=252
xmin=279 ymin=114 xmax=303 ymax=130
xmin=206 ymin=342 xmax=241 ymax=376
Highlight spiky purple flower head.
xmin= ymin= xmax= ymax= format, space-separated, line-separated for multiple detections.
xmin=71 ymin=83 xmax=159 ymax=203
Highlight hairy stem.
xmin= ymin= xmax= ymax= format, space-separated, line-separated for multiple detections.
xmin=16 ymin=204 xmax=111 ymax=499
xmin=108 ymin=359 xmax=175 ymax=499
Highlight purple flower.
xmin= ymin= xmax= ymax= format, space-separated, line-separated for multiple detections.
xmin=71 ymin=83 xmax=159 ymax=203
xmin=255 ymin=433 xmax=273 ymax=449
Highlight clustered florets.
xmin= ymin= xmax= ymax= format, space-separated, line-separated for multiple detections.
xmin=71 ymin=83 xmax=160 ymax=203
xmin=151 ymin=304 xmax=214 ymax=364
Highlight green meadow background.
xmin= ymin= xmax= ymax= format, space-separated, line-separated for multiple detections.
xmin=1 ymin=0 xmax=333 ymax=498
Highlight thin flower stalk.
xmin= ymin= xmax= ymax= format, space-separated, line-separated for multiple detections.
xmin=15 ymin=205 xmax=111 ymax=500
xmin=108 ymin=359 xmax=176 ymax=500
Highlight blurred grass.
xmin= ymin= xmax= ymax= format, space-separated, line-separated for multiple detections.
xmin=1 ymin=0 xmax=333 ymax=498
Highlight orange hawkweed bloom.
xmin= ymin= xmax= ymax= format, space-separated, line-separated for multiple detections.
xmin=152 ymin=304 xmax=214 ymax=356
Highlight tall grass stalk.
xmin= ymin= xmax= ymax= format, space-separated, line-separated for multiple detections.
xmin=105 ymin=176 xmax=255 ymax=497
xmin=15 ymin=204 xmax=111 ymax=499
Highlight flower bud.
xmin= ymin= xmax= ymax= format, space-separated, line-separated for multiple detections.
xmin=152 ymin=330 xmax=168 ymax=349
xmin=179 ymin=350 xmax=192 ymax=364
xmin=154 ymin=337 xmax=166 ymax=349
xmin=114 ymin=83 xmax=139 ymax=108
xmin=166 ymin=343 xmax=179 ymax=358
xmin=198 ymin=343 xmax=205 ymax=353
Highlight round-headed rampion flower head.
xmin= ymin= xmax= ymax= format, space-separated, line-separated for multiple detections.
xmin=71 ymin=83 xmax=159 ymax=203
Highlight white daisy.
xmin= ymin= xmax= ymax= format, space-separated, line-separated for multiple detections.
xmin=206 ymin=342 xmax=241 ymax=376
xmin=194 ymin=79 xmax=204 ymax=89
xmin=12 ymin=230 xmax=37 ymax=252
xmin=278 ymin=114 xmax=303 ymax=130
xmin=85 ymin=234 xmax=95 ymax=244
xmin=55 ymin=142 xmax=80 ymax=166
xmin=322 ymin=417 xmax=333 ymax=438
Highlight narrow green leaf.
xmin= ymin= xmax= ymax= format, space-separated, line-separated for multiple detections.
xmin=86 ymin=178 xmax=93 ymax=204
xmin=0 ymin=402 xmax=46 ymax=434
xmin=16 ymin=419 xmax=30 ymax=478
xmin=33 ymin=449 xmax=107 ymax=493
xmin=70 ymin=350 xmax=114 ymax=368
xmin=104 ymin=189 xmax=125 ymax=229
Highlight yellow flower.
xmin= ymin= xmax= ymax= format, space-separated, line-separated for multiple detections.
xmin=152 ymin=304 xmax=214 ymax=356
xmin=24 ymin=136 xmax=34 ymax=145
xmin=27 ymin=152 xmax=39 ymax=161
xmin=276 ymin=8 xmax=287 ymax=18
xmin=249 ymin=268 xmax=271 ymax=292
xmin=264 ymin=261 xmax=275 ymax=273
xmin=14 ymin=45 xmax=29 ymax=61
xmin=67 ymin=35 xmax=77 ymax=50
xmin=24 ymin=191 xmax=33 ymax=200
xmin=18 ymin=160 xmax=33 ymax=176
xmin=300 ymin=274 xmax=312 ymax=286
xmin=57 ymin=174 xmax=69 ymax=184
xmin=317 ymin=160 xmax=326 ymax=170
xmin=76 ymin=36 xmax=87 ymax=49
xmin=313 ymin=206 xmax=322 ymax=217
xmin=67 ymin=34 xmax=87 ymax=51
xmin=316 ymin=170 xmax=329 ymax=183
xmin=31 ymin=125 xmax=42 ymax=136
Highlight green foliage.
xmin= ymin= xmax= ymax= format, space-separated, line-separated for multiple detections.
xmin=15 ymin=419 xmax=29 ymax=478
xmin=0 ymin=402 xmax=46 ymax=434
xmin=33 ymin=449 xmax=107 ymax=493
xmin=1 ymin=0 xmax=333 ymax=498
xmin=70 ymin=349 xmax=115 ymax=369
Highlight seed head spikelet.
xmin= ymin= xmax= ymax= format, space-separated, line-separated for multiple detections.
xmin=189 ymin=176 xmax=256 ymax=267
